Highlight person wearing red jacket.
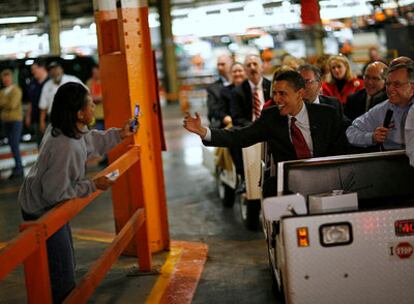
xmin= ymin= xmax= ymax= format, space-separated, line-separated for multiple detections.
xmin=322 ymin=55 xmax=364 ymax=104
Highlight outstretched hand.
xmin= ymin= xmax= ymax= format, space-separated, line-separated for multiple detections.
xmin=183 ymin=112 xmax=207 ymax=137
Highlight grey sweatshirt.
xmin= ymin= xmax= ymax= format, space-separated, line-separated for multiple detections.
xmin=19 ymin=125 xmax=122 ymax=216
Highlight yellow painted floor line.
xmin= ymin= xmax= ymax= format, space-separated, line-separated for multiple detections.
xmin=0 ymin=185 xmax=21 ymax=195
xmin=145 ymin=246 xmax=183 ymax=304
xmin=71 ymin=229 xmax=208 ymax=303
xmin=146 ymin=240 xmax=208 ymax=304
xmin=72 ymin=228 xmax=115 ymax=244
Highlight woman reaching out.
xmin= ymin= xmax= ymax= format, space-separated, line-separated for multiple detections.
xmin=18 ymin=82 xmax=138 ymax=303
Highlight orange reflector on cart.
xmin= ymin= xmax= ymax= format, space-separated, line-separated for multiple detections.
xmin=297 ymin=227 xmax=309 ymax=247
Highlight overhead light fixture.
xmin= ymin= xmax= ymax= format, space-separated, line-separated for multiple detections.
xmin=0 ymin=16 xmax=38 ymax=25
xmin=63 ymin=54 xmax=76 ymax=60
xmin=25 ymin=59 xmax=35 ymax=66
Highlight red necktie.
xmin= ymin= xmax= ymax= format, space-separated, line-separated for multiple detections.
xmin=290 ymin=117 xmax=311 ymax=159
xmin=253 ymin=87 xmax=261 ymax=120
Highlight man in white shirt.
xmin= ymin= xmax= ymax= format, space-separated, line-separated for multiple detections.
xmin=38 ymin=61 xmax=82 ymax=133
xmin=405 ymin=105 xmax=414 ymax=166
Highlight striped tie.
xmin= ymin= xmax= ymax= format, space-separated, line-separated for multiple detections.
xmin=253 ymin=87 xmax=261 ymax=120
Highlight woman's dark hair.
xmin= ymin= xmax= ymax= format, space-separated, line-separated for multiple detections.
xmin=50 ymin=82 xmax=89 ymax=139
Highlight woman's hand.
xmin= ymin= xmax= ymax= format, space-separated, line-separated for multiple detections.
xmin=119 ymin=118 xmax=139 ymax=139
xmin=93 ymin=176 xmax=115 ymax=191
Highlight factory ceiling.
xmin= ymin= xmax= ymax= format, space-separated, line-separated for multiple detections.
xmin=0 ymin=0 xmax=244 ymax=34
xmin=0 ymin=0 xmax=243 ymax=19
xmin=0 ymin=0 xmax=408 ymax=35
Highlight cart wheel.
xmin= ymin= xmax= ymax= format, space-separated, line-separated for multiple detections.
xmin=267 ymin=246 xmax=285 ymax=301
xmin=268 ymin=252 xmax=278 ymax=290
xmin=239 ymin=195 xmax=261 ymax=230
xmin=218 ymin=180 xmax=235 ymax=208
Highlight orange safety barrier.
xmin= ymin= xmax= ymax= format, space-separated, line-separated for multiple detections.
xmin=0 ymin=145 xmax=151 ymax=303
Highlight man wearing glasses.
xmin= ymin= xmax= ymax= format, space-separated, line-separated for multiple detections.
xmin=297 ymin=64 xmax=347 ymax=127
xmin=346 ymin=63 xmax=414 ymax=151
xmin=298 ymin=65 xmax=341 ymax=109
xmin=344 ymin=61 xmax=388 ymax=121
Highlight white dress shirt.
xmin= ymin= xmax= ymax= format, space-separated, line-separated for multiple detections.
xmin=39 ymin=74 xmax=83 ymax=114
xmin=288 ymin=103 xmax=314 ymax=156
xmin=311 ymin=96 xmax=320 ymax=104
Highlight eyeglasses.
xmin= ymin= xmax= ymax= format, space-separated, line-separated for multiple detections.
xmin=385 ymin=81 xmax=412 ymax=88
xmin=304 ymin=79 xmax=319 ymax=85
xmin=363 ymin=75 xmax=383 ymax=82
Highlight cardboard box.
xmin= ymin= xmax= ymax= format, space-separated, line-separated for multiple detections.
xmin=308 ymin=191 xmax=358 ymax=214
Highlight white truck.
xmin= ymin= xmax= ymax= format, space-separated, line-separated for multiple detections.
xmin=262 ymin=150 xmax=414 ymax=304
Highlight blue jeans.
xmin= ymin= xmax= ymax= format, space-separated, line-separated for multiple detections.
xmin=4 ymin=121 xmax=23 ymax=174
xmin=22 ymin=211 xmax=76 ymax=303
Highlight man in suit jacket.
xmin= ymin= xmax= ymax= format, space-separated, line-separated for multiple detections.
xmin=347 ymin=63 xmax=414 ymax=151
xmin=297 ymin=64 xmax=347 ymax=125
xmin=344 ymin=61 xmax=388 ymax=121
xmin=184 ymin=71 xmax=349 ymax=193
xmin=230 ymin=54 xmax=271 ymax=126
xmin=206 ymin=54 xmax=232 ymax=128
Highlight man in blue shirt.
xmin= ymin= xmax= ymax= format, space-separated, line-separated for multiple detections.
xmin=25 ymin=60 xmax=49 ymax=145
xmin=346 ymin=63 xmax=414 ymax=151
xmin=406 ymin=105 xmax=414 ymax=166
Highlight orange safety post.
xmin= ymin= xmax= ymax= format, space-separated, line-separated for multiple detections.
xmin=19 ymin=222 xmax=53 ymax=304
xmin=94 ymin=0 xmax=169 ymax=255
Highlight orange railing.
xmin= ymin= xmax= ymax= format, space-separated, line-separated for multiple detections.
xmin=0 ymin=145 xmax=151 ymax=303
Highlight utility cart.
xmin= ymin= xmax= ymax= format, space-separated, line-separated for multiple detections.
xmin=262 ymin=151 xmax=414 ymax=304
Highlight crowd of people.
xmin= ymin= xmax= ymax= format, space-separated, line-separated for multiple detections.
xmin=0 ymin=60 xmax=103 ymax=179
xmin=184 ymin=52 xmax=414 ymax=194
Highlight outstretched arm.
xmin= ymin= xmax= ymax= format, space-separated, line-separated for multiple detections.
xmin=183 ymin=112 xmax=208 ymax=138
xmin=86 ymin=119 xmax=138 ymax=158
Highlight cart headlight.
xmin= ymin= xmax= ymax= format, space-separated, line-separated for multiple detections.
xmin=319 ymin=222 xmax=353 ymax=247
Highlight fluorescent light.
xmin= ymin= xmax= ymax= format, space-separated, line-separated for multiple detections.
xmin=63 ymin=54 xmax=76 ymax=60
xmin=0 ymin=16 xmax=38 ymax=25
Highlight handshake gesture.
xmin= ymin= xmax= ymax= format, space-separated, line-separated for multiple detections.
xmin=183 ymin=112 xmax=207 ymax=138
